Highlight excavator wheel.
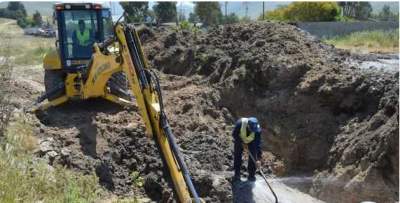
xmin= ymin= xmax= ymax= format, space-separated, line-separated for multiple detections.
xmin=108 ymin=71 xmax=133 ymax=100
xmin=44 ymin=69 xmax=65 ymax=101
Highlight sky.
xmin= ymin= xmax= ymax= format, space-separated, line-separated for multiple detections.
xmin=108 ymin=1 xmax=289 ymax=20
xmin=108 ymin=1 xmax=399 ymax=20
xmin=0 ymin=1 xmax=398 ymax=20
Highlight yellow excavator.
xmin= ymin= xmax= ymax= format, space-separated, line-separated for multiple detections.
xmin=33 ymin=3 xmax=201 ymax=202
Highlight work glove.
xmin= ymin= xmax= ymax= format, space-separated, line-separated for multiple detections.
xmin=256 ymin=160 xmax=261 ymax=169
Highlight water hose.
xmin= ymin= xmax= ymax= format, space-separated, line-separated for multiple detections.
xmin=247 ymin=147 xmax=279 ymax=203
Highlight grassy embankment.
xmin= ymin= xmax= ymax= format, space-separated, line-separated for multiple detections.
xmin=0 ymin=115 xmax=102 ymax=202
xmin=0 ymin=18 xmax=104 ymax=203
xmin=0 ymin=17 xmax=144 ymax=203
xmin=0 ymin=18 xmax=53 ymax=66
xmin=324 ymin=29 xmax=399 ymax=53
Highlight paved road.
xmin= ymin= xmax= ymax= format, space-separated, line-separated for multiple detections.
xmin=233 ymin=175 xmax=324 ymax=203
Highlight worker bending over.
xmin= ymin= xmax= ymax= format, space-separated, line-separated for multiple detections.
xmin=232 ymin=117 xmax=262 ymax=182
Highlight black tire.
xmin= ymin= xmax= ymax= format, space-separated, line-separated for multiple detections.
xmin=108 ymin=71 xmax=133 ymax=100
xmin=44 ymin=69 xmax=65 ymax=101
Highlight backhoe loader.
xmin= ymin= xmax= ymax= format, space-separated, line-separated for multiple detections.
xmin=34 ymin=3 xmax=201 ymax=202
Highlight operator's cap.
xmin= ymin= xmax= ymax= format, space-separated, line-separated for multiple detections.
xmin=248 ymin=117 xmax=261 ymax=133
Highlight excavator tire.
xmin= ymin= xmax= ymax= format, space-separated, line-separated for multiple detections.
xmin=44 ymin=69 xmax=65 ymax=101
xmin=108 ymin=71 xmax=133 ymax=100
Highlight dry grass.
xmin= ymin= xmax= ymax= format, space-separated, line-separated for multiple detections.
xmin=324 ymin=29 xmax=399 ymax=53
xmin=0 ymin=18 xmax=54 ymax=66
xmin=0 ymin=18 xmax=143 ymax=202
xmin=0 ymin=113 xmax=103 ymax=203
xmin=0 ymin=18 xmax=106 ymax=202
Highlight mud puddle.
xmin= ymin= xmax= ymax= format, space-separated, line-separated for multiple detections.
xmin=233 ymin=175 xmax=324 ymax=203
xmin=358 ymin=58 xmax=399 ymax=73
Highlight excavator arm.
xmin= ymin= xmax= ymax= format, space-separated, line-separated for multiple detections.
xmin=110 ymin=23 xmax=201 ymax=202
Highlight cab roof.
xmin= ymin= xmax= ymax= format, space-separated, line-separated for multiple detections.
xmin=54 ymin=3 xmax=103 ymax=11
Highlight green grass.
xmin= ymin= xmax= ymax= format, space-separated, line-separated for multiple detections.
xmin=324 ymin=29 xmax=399 ymax=53
xmin=0 ymin=18 xmax=54 ymax=66
xmin=0 ymin=114 xmax=103 ymax=203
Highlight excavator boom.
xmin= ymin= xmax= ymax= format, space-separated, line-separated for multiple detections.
xmin=114 ymin=23 xmax=200 ymax=202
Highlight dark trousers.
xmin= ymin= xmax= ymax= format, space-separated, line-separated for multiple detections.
xmin=233 ymin=138 xmax=257 ymax=178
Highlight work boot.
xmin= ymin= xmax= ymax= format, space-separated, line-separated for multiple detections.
xmin=248 ymin=175 xmax=256 ymax=182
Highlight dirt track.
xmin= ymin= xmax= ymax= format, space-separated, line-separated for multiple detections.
xmin=4 ymin=22 xmax=399 ymax=202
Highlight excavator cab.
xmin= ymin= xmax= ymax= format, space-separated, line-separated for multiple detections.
xmin=54 ymin=3 xmax=112 ymax=70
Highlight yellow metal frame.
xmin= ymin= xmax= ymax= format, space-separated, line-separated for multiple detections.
xmin=37 ymin=23 xmax=195 ymax=202
xmin=37 ymin=40 xmax=132 ymax=111
xmin=115 ymin=24 xmax=192 ymax=202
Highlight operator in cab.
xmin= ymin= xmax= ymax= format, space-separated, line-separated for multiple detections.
xmin=232 ymin=117 xmax=262 ymax=182
xmin=72 ymin=19 xmax=93 ymax=57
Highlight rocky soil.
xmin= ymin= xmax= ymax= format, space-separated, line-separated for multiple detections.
xmin=4 ymin=22 xmax=398 ymax=202
xmin=142 ymin=22 xmax=399 ymax=202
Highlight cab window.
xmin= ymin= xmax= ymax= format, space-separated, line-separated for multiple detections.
xmin=62 ymin=10 xmax=98 ymax=59
xmin=102 ymin=9 xmax=113 ymax=38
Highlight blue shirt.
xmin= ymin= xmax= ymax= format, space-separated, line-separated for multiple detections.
xmin=232 ymin=119 xmax=262 ymax=159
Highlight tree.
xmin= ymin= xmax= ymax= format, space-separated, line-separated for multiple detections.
xmin=120 ymin=2 xmax=149 ymax=23
xmin=153 ymin=2 xmax=176 ymax=24
xmin=378 ymin=5 xmax=396 ymax=21
xmin=222 ymin=13 xmax=239 ymax=24
xmin=0 ymin=2 xmax=30 ymax=28
xmin=356 ymin=2 xmax=372 ymax=20
xmin=178 ymin=12 xmax=186 ymax=22
xmin=7 ymin=2 xmax=26 ymax=17
xmin=188 ymin=12 xmax=199 ymax=24
xmin=0 ymin=2 xmax=27 ymax=20
xmin=194 ymin=2 xmax=222 ymax=26
xmin=32 ymin=11 xmax=43 ymax=27
xmin=338 ymin=2 xmax=372 ymax=20
xmin=260 ymin=2 xmax=340 ymax=22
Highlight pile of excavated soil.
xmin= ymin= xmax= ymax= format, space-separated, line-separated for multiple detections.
xmin=6 ymin=22 xmax=397 ymax=203
xmin=32 ymin=75 xmax=237 ymax=202
xmin=142 ymin=22 xmax=398 ymax=202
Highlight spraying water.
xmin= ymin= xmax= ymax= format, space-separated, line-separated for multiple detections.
xmin=233 ymin=176 xmax=325 ymax=203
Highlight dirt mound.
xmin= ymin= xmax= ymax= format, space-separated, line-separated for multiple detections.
xmin=143 ymin=22 xmax=398 ymax=202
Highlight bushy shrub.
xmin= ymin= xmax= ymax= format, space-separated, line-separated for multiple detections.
xmin=222 ymin=13 xmax=239 ymax=24
xmin=260 ymin=2 xmax=340 ymax=22
xmin=324 ymin=29 xmax=399 ymax=52
xmin=17 ymin=17 xmax=34 ymax=28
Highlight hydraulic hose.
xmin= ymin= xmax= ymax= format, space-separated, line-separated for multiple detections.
xmin=161 ymin=118 xmax=201 ymax=203
xmin=148 ymin=69 xmax=201 ymax=203
xmin=123 ymin=23 xmax=201 ymax=202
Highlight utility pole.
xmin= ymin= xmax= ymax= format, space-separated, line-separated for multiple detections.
xmin=225 ymin=1 xmax=228 ymax=17
xmin=175 ymin=2 xmax=179 ymax=26
xmin=180 ymin=2 xmax=183 ymax=22
xmin=244 ymin=2 xmax=249 ymax=18
xmin=262 ymin=2 xmax=265 ymax=20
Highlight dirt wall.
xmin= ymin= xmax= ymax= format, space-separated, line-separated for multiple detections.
xmin=143 ymin=22 xmax=399 ymax=202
